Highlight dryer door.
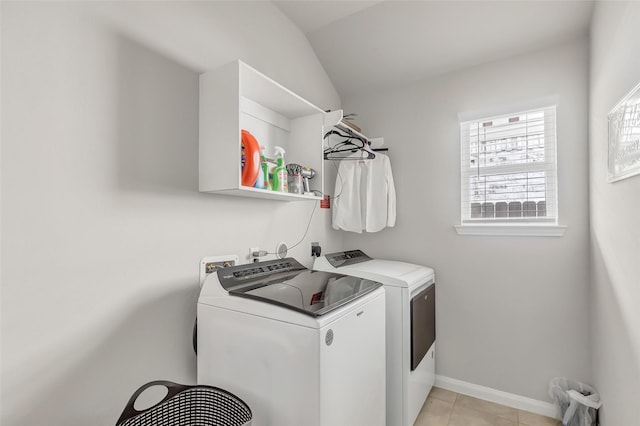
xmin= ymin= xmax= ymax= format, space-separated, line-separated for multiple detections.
xmin=410 ymin=283 xmax=435 ymax=371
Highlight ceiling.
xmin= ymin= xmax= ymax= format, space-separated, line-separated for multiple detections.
xmin=274 ymin=0 xmax=595 ymax=98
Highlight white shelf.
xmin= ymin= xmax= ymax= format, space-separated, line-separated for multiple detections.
xmin=454 ymin=224 xmax=567 ymax=237
xmin=199 ymin=60 xmax=329 ymax=201
xmin=217 ymin=186 xmax=323 ymax=201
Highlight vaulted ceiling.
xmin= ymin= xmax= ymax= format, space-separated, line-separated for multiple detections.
xmin=274 ymin=1 xmax=595 ymax=98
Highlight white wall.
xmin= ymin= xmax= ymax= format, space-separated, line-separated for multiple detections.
xmin=0 ymin=2 xmax=341 ymax=425
xmin=589 ymin=2 xmax=640 ymax=424
xmin=340 ymin=38 xmax=591 ymax=403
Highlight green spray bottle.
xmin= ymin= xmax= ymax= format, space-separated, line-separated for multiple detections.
xmin=272 ymin=146 xmax=288 ymax=192
xmin=260 ymin=146 xmax=271 ymax=190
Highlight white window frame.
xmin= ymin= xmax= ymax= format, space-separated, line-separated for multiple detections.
xmin=455 ymin=105 xmax=566 ymax=237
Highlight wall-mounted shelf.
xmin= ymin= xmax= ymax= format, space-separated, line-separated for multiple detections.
xmin=199 ymin=60 xmax=336 ymax=201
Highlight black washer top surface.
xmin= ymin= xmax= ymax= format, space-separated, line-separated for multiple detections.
xmin=217 ymin=257 xmax=381 ymax=317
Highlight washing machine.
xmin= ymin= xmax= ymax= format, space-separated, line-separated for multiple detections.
xmin=314 ymin=250 xmax=435 ymax=426
xmin=197 ymin=257 xmax=386 ymax=426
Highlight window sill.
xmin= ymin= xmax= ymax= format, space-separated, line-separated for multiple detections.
xmin=454 ymin=224 xmax=567 ymax=237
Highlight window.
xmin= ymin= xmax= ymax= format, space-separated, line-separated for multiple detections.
xmin=457 ymin=106 xmax=565 ymax=236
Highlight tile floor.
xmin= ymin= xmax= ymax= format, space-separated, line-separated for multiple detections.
xmin=414 ymin=387 xmax=561 ymax=426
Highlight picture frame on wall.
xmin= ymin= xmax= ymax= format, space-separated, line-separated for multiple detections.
xmin=608 ymin=81 xmax=640 ymax=183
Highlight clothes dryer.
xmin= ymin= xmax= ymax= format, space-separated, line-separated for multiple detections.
xmin=198 ymin=257 xmax=386 ymax=426
xmin=314 ymin=250 xmax=435 ymax=426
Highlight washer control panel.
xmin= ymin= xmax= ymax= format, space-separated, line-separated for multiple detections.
xmin=217 ymin=258 xmax=305 ymax=289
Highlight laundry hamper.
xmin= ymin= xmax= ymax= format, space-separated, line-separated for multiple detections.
xmin=116 ymin=380 xmax=252 ymax=426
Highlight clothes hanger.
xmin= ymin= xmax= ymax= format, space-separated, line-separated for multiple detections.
xmin=324 ymin=128 xmax=377 ymax=160
xmin=324 ymin=138 xmax=376 ymax=160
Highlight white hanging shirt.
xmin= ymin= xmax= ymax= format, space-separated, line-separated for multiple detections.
xmin=332 ymin=151 xmax=396 ymax=233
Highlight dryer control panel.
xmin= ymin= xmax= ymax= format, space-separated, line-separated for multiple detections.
xmin=325 ymin=250 xmax=372 ymax=268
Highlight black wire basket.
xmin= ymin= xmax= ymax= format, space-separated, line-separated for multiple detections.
xmin=116 ymin=380 xmax=252 ymax=426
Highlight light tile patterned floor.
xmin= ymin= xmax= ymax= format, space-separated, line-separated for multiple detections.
xmin=414 ymin=387 xmax=561 ymax=426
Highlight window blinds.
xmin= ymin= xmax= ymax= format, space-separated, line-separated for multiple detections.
xmin=460 ymin=106 xmax=557 ymax=224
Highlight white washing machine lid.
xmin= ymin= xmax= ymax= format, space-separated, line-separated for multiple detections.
xmin=314 ymin=250 xmax=434 ymax=288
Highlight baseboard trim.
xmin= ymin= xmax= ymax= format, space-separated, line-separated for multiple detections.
xmin=435 ymin=375 xmax=560 ymax=420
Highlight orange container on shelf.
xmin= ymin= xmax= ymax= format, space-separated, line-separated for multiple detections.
xmin=241 ymin=129 xmax=260 ymax=187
